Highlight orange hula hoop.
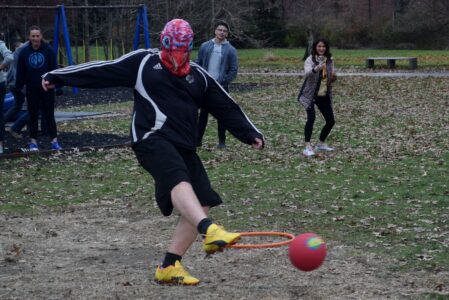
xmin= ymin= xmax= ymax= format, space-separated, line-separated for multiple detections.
xmin=228 ymin=231 xmax=295 ymax=249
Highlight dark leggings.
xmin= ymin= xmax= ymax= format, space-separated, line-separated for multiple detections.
xmin=304 ymin=95 xmax=335 ymax=143
xmin=197 ymin=85 xmax=228 ymax=145
xmin=197 ymin=110 xmax=226 ymax=144
xmin=26 ymin=87 xmax=57 ymax=140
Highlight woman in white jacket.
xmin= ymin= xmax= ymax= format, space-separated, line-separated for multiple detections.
xmin=298 ymin=38 xmax=337 ymax=157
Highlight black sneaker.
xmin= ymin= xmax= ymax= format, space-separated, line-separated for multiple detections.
xmin=217 ymin=140 xmax=226 ymax=149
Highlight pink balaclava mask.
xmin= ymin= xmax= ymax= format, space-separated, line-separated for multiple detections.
xmin=160 ymin=19 xmax=194 ymax=77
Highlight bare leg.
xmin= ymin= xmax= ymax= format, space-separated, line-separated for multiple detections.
xmin=171 ymin=181 xmax=208 ymax=227
xmin=167 ymin=181 xmax=209 ymax=256
xmin=168 ymin=207 xmax=209 ymax=256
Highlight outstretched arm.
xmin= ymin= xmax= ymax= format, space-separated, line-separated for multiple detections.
xmin=42 ymin=49 xmax=152 ymax=90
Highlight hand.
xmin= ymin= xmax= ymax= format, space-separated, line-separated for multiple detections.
xmin=314 ymin=62 xmax=325 ymax=73
xmin=252 ymin=137 xmax=264 ymax=150
xmin=42 ymin=79 xmax=55 ymax=91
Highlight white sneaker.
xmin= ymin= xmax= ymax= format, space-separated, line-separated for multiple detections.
xmin=303 ymin=147 xmax=315 ymax=157
xmin=315 ymin=144 xmax=334 ymax=152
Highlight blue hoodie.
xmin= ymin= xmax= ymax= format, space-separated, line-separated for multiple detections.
xmin=15 ymin=41 xmax=56 ymax=90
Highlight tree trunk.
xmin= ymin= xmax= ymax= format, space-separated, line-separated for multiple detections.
xmin=83 ymin=0 xmax=90 ymax=62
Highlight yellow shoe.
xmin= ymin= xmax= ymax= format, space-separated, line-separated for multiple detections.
xmin=154 ymin=260 xmax=200 ymax=285
xmin=203 ymin=224 xmax=241 ymax=254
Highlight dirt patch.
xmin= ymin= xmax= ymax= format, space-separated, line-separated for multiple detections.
xmin=1 ymin=201 xmax=447 ymax=299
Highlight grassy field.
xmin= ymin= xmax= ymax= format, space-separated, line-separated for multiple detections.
xmin=1 ymin=72 xmax=448 ymax=281
xmin=232 ymin=48 xmax=449 ymax=70
xmin=66 ymin=46 xmax=449 ymax=70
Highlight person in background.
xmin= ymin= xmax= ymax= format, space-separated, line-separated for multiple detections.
xmin=15 ymin=26 xmax=61 ymax=151
xmin=0 ymin=39 xmax=13 ymax=154
xmin=42 ymin=19 xmax=264 ymax=285
xmin=196 ymin=20 xmax=238 ymax=149
xmin=6 ymin=100 xmax=35 ymax=139
xmin=4 ymin=41 xmax=29 ymax=133
xmin=298 ymin=38 xmax=337 ymax=157
xmin=5 ymin=41 xmax=48 ymax=140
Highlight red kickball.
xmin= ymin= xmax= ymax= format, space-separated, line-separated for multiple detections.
xmin=288 ymin=233 xmax=326 ymax=271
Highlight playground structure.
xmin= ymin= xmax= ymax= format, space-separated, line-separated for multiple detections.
xmin=1 ymin=3 xmax=150 ymax=98
xmin=0 ymin=4 xmax=150 ymax=67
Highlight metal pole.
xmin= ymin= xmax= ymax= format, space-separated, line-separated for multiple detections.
xmin=133 ymin=7 xmax=142 ymax=50
xmin=141 ymin=5 xmax=150 ymax=49
xmin=59 ymin=5 xmax=78 ymax=94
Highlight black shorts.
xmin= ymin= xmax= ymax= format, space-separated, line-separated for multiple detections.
xmin=132 ymin=136 xmax=222 ymax=216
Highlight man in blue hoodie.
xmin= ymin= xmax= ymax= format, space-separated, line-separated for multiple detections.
xmin=16 ymin=26 xmax=61 ymax=151
xmin=196 ymin=20 xmax=238 ymax=149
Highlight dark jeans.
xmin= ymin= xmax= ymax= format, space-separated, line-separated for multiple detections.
xmin=10 ymin=111 xmax=48 ymax=135
xmin=4 ymin=87 xmax=25 ymax=123
xmin=27 ymin=87 xmax=57 ymax=140
xmin=0 ymin=82 xmax=6 ymax=141
xmin=11 ymin=111 xmax=28 ymax=132
xmin=197 ymin=85 xmax=229 ymax=146
xmin=304 ymin=95 xmax=335 ymax=143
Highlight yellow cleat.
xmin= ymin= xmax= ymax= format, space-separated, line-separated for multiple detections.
xmin=203 ymin=224 xmax=241 ymax=254
xmin=154 ymin=260 xmax=200 ymax=286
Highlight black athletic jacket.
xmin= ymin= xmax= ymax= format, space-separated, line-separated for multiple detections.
xmin=43 ymin=49 xmax=263 ymax=150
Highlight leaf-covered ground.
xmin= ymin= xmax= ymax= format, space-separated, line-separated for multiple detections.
xmin=0 ymin=74 xmax=448 ymax=299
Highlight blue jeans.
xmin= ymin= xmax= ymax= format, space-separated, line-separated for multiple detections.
xmin=11 ymin=110 xmax=29 ymax=132
xmin=0 ymin=82 xmax=6 ymax=141
xmin=9 ymin=110 xmax=47 ymax=135
xmin=4 ymin=87 xmax=26 ymax=122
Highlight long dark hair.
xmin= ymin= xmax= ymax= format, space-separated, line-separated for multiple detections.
xmin=311 ymin=38 xmax=332 ymax=64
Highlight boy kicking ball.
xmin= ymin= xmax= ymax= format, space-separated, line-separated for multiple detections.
xmin=42 ymin=19 xmax=264 ymax=285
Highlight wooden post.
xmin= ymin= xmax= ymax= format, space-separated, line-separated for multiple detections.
xmin=409 ymin=58 xmax=417 ymax=69
xmin=387 ymin=59 xmax=396 ymax=68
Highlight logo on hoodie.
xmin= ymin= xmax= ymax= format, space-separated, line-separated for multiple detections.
xmin=29 ymin=52 xmax=45 ymax=69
